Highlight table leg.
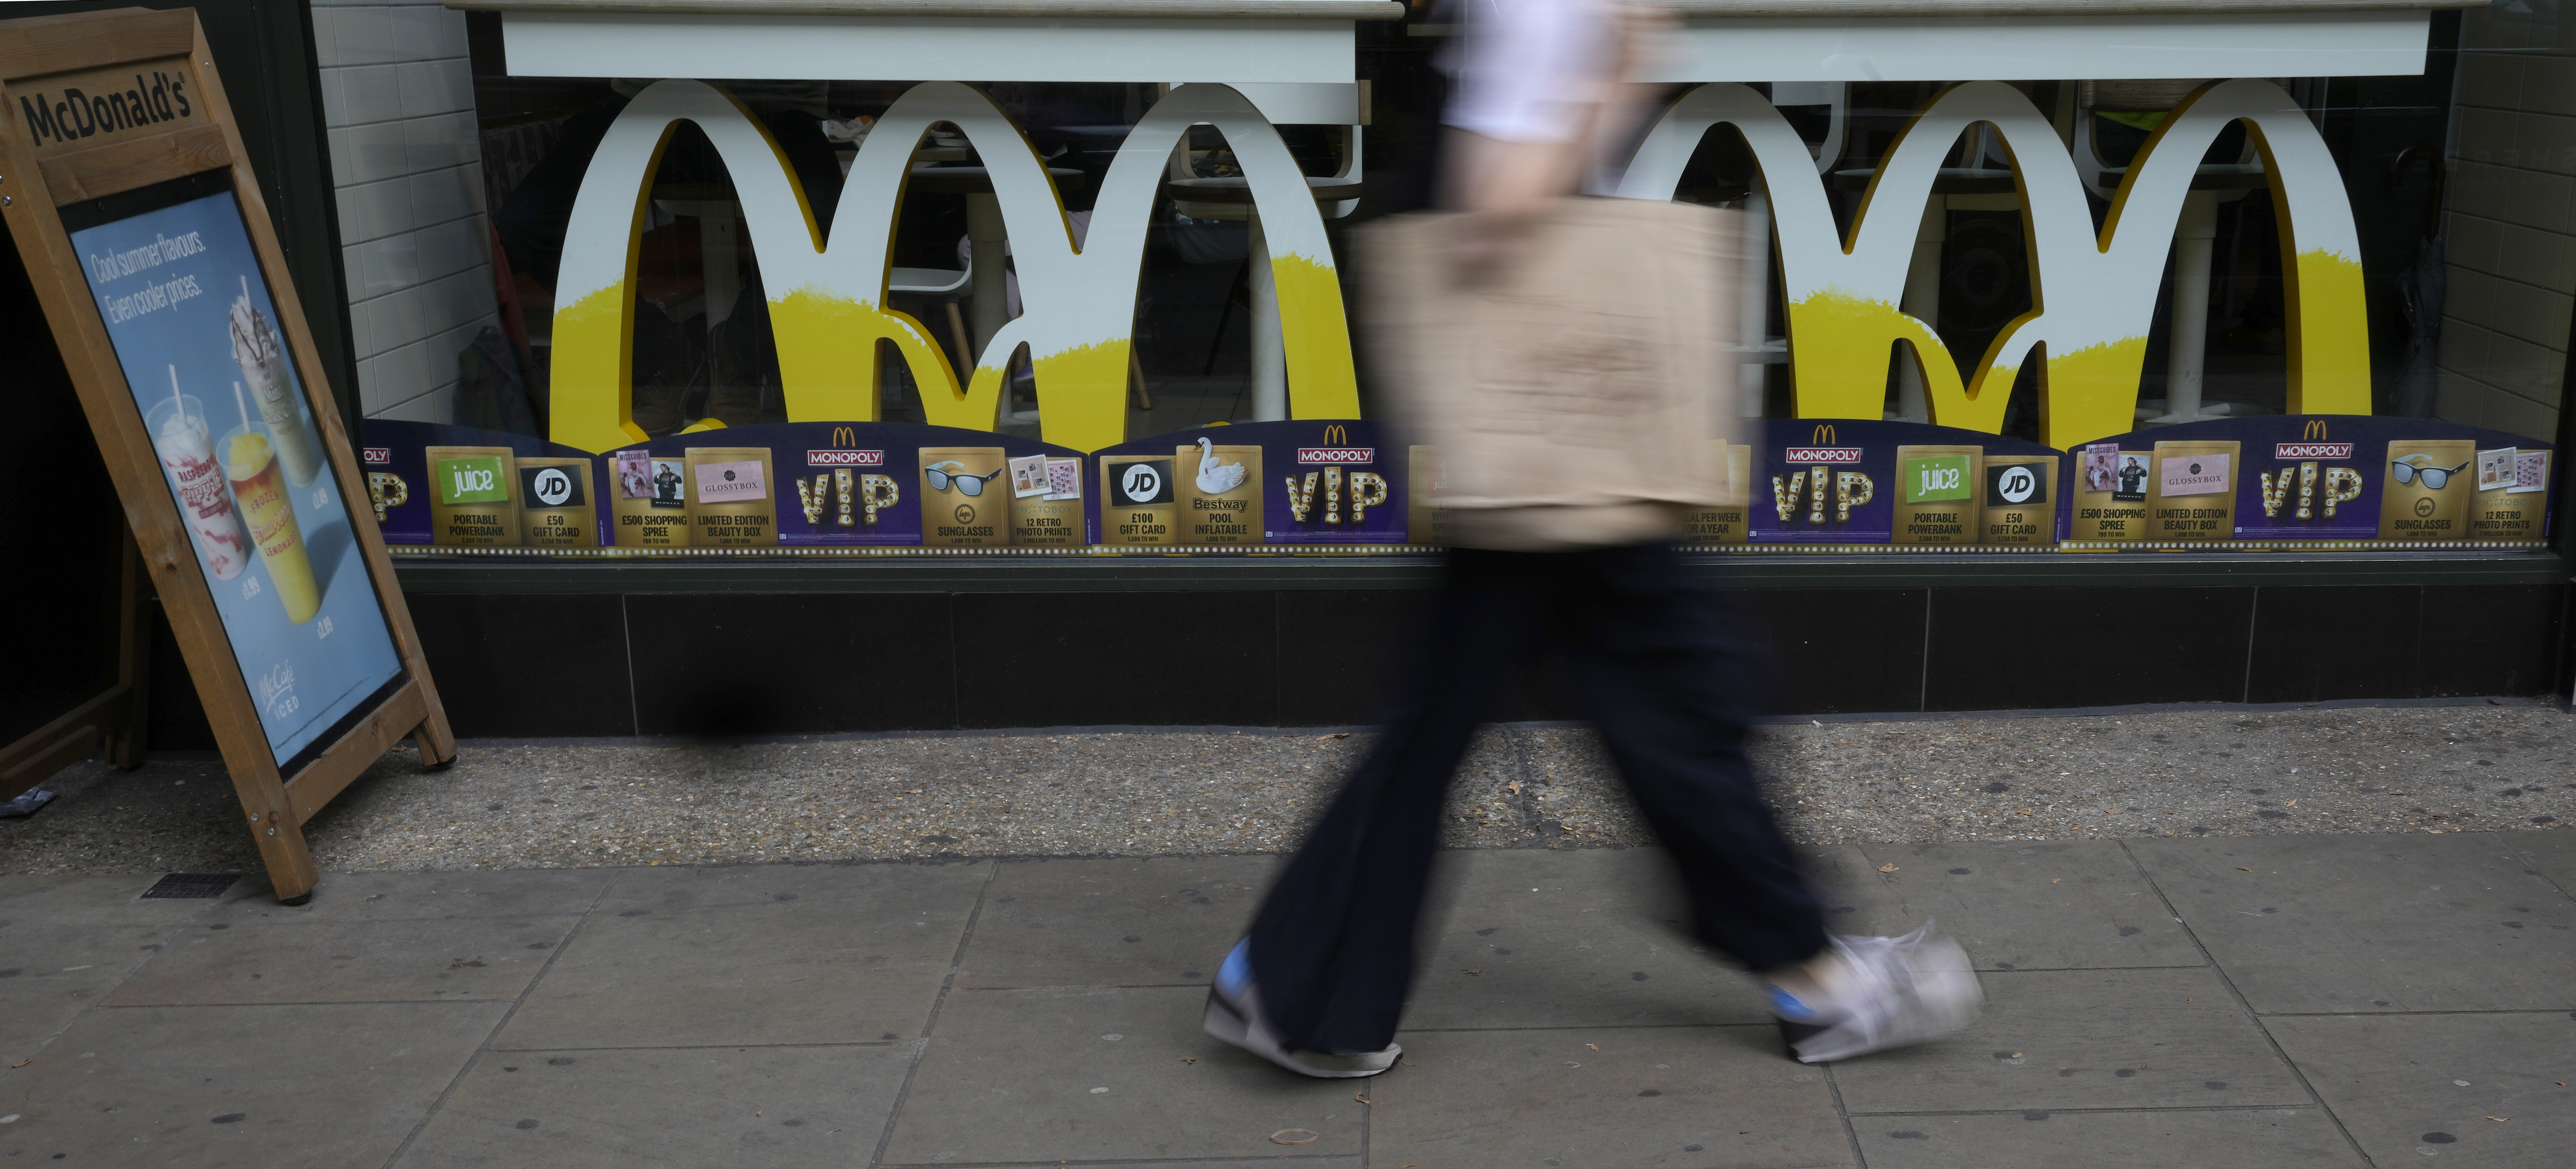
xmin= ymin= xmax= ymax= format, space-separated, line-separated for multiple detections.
xmin=1738 ymin=189 xmax=1771 ymax=420
xmin=2159 ymin=190 xmax=2222 ymax=423
xmin=702 ymin=202 xmax=740 ymax=329
xmin=967 ymin=192 xmax=1009 ymax=362
xmin=1894 ymin=198 xmax=1943 ymax=423
xmin=1248 ymin=209 xmax=1287 ymax=422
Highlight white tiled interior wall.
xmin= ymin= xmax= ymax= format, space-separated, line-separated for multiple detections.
xmin=309 ymin=0 xmax=500 ymax=422
xmin=2437 ymin=7 xmax=2574 ymax=441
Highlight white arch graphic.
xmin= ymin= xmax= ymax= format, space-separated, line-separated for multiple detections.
xmin=1617 ymin=79 xmax=2368 ymax=449
xmin=550 ymin=80 xmax=1357 ymax=455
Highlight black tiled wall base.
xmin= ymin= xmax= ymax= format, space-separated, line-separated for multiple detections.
xmin=141 ymin=583 xmax=2567 ymax=746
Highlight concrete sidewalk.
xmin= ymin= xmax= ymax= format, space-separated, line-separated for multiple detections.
xmin=2 ymin=833 xmax=2571 ymax=1167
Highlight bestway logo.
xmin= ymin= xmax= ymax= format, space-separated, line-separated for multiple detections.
xmin=1784 ymin=447 xmax=1864 ymax=464
xmin=1297 ymin=447 xmax=1375 ymax=465
xmin=362 ymin=447 xmax=392 ymax=465
xmin=2274 ymin=443 xmax=2354 ymax=460
xmin=807 ymin=450 xmax=885 ymax=467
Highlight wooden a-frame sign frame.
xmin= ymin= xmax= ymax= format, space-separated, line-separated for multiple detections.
xmin=0 ymin=6 xmax=454 ymax=903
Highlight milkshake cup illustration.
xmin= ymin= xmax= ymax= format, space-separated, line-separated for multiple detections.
xmin=146 ymin=375 xmax=249 ymax=580
xmin=225 ymin=387 xmax=321 ymax=623
xmin=230 ymin=277 xmax=325 ymax=486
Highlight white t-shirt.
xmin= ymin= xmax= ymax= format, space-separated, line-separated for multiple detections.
xmin=1441 ymin=0 xmax=1624 ymax=145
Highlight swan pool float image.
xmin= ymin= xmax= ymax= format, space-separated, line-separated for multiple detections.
xmin=1195 ymin=437 xmax=1249 ymax=494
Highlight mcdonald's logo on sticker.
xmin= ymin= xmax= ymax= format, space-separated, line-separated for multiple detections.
xmin=832 ymin=426 xmax=858 ymax=448
xmin=1784 ymin=423 xmax=1862 ymax=465
xmin=1324 ymin=425 xmax=1349 ymax=446
xmin=2279 ymin=420 xmax=2352 ymax=459
xmin=808 ymin=450 xmax=885 ymax=467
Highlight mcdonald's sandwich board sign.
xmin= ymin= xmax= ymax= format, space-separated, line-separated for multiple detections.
xmin=2 ymin=7 xmax=456 ymax=904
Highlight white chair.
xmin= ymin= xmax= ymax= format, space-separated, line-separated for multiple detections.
xmin=888 ymin=257 xmax=976 ymax=398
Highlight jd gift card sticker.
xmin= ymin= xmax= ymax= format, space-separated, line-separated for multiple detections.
xmin=1101 ymin=455 xmax=1178 ymax=546
xmin=1982 ymin=456 xmax=2056 ymax=546
xmin=516 ymin=457 xmax=592 ymax=547
xmin=424 ymin=445 xmax=518 ymax=547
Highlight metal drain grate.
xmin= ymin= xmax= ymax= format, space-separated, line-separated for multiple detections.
xmin=141 ymin=873 xmax=240 ymax=899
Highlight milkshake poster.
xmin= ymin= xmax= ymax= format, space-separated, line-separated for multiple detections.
xmin=72 ymin=185 xmax=406 ymax=770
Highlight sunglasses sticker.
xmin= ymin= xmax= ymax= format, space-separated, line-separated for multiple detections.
xmin=919 ymin=447 xmax=1012 ymax=547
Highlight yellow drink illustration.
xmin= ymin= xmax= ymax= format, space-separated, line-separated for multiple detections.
xmin=226 ymin=430 xmax=321 ymax=623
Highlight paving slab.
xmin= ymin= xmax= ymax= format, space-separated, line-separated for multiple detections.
xmin=104 ymin=914 xmax=583 ymax=1006
xmin=0 ymin=913 xmax=202 ymax=1058
xmin=395 ymin=1043 xmax=911 ymax=1168
xmin=2264 ymin=1011 xmax=2576 ymax=1168
xmin=1367 ymin=1024 xmax=1852 ymax=1169
xmin=2131 ymin=834 xmax=2576 ymax=1013
xmin=886 ymin=1163 xmax=1359 ymax=1169
xmin=885 ymin=985 xmax=1363 ymax=1164
xmin=1827 ymin=967 xmax=2306 ymax=1113
xmin=0 ymin=1001 xmax=505 ymax=1168
xmin=495 ymin=860 xmax=988 ymax=1049
xmin=210 ymin=867 xmax=615 ymax=922
xmin=1850 ymin=1108 xmax=2361 ymax=1168
xmin=955 ymin=854 xmax=1281 ymax=989
xmin=2511 ymin=830 xmax=2576 ymax=894
xmin=0 ymin=871 xmax=228 ymax=928
xmin=1404 ymin=847 xmax=1774 ymax=1030
xmin=1844 ymin=840 xmax=2203 ymax=970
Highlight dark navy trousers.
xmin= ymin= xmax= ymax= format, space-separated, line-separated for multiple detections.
xmin=1244 ymin=543 xmax=1831 ymax=1054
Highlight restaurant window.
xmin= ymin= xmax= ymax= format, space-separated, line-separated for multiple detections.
xmin=336 ymin=2 xmax=2562 ymax=558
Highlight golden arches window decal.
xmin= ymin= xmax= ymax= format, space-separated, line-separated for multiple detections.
xmin=1615 ymin=78 xmax=2369 ymax=449
xmin=548 ymin=80 xmax=1359 ymax=457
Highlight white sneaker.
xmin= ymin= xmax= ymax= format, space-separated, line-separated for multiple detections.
xmin=1201 ymin=940 xmax=1399 ymax=1079
xmin=1769 ymin=923 xmax=1983 ymax=1064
